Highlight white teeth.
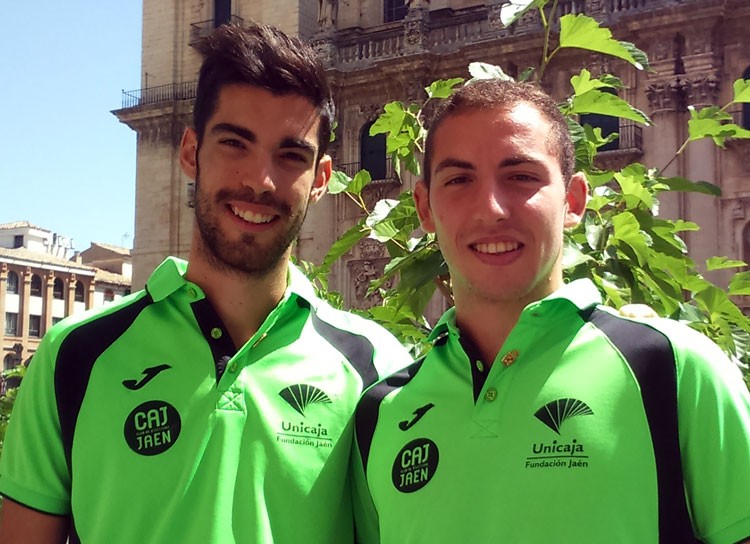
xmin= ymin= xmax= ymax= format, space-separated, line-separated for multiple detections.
xmin=474 ymin=241 xmax=520 ymax=254
xmin=231 ymin=206 xmax=274 ymax=224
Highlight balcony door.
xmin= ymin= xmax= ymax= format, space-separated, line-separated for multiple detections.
xmin=214 ymin=0 xmax=231 ymax=27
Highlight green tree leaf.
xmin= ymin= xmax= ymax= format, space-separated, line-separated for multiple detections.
xmin=569 ymin=89 xmax=652 ymax=125
xmin=570 ymin=69 xmax=618 ymax=96
xmin=347 ymin=169 xmax=372 ymax=196
xmin=729 ymin=272 xmax=750 ymax=296
xmin=320 ymin=223 xmax=367 ymax=271
xmin=559 ymin=15 xmax=642 ymax=69
xmin=425 ymin=78 xmax=464 ymax=99
xmin=327 ymin=170 xmax=351 ymax=195
xmin=658 ymin=176 xmax=721 ymax=196
xmin=707 ymin=256 xmax=747 ymax=271
xmin=733 ymin=79 xmax=750 ymax=103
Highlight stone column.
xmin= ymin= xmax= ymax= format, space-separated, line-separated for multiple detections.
xmin=20 ymin=267 xmax=31 ymax=341
xmin=66 ymin=275 xmax=77 ymax=317
xmin=43 ymin=271 xmax=55 ymax=335
xmin=0 ymin=263 xmax=7 ymax=341
xmin=87 ymin=281 xmax=96 ymax=310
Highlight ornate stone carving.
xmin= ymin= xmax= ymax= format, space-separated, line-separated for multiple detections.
xmin=317 ymin=0 xmax=337 ymax=28
xmin=646 ymin=77 xmax=691 ymax=113
xmin=686 ymin=74 xmax=720 ymax=107
xmin=403 ymin=7 xmax=429 ymax=52
xmin=358 ymin=103 xmax=383 ymax=121
xmin=358 ymin=239 xmax=386 ymax=260
xmin=311 ymin=37 xmax=336 ymax=68
xmin=487 ymin=1 xmax=504 ymax=30
xmin=348 ymin=258 xmax=394 ymax=309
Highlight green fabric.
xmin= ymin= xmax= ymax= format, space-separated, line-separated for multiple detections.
xmin=0 ymin=257 xmax=411 ymax=543
xmin=353 ymin=279 xmax=750 ymax=544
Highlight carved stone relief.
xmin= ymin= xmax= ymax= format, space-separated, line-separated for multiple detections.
xmin=348 ymin=258 xmax=394 ymax=309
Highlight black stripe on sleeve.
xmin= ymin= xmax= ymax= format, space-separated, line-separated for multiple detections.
xmin=355 ymin=356 xmax=427 ymax=472
xmin=583 ymin=308 xmax=700 ymax=543
xmin=54 ymin=294 xmax=153 ymax=474
xmin=308 ymin=305 xmax=379 ymax=391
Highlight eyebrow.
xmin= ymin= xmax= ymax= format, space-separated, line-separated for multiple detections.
xmin=498 ymin=155 xmax=545 ymax=169
xmin=210 ymin=122 xmax=317 ymax=157
xmin=211 ymin=122 xmax=256 ymax=142
xmin=433 ymin=158 xmax=475 ymax=175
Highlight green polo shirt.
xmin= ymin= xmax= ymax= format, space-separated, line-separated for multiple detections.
xmin=0 ymin=257 xmax=411 ymax=544
xmin=353 ymin=280 xmax=750 ymax=544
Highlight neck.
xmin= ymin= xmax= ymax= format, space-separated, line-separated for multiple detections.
xmin=185 ymin=250 xmax=289 ymax=349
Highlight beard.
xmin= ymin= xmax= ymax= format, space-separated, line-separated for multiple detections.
xmin=192 ymin=168 xmax=310 ymax=278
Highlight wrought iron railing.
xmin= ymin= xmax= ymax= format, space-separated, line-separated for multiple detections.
xmin=120 ymin=81 xmax=198 ymax=109
xmin=189 ymin=16 xmax=244 ymax=46
xmin=613 ymin=121 xmax=643 ymax=152
xmin=337 ymin=156 xmax=398 ymax=183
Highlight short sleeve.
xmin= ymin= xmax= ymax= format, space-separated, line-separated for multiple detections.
xmin=672 ymin=325 xmax=750 ymax=544
xmin=0 ymin=332 xmax=71 ymax=515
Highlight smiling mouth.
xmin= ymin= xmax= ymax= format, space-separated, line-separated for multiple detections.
xmin=230 ymin=205 xmax=276 ymax=224
xmin=472 ymin=241 xmax=521 ymax=254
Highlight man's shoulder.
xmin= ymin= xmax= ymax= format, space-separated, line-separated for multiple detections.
xmin=42 ymin=289 xmax=153 ymax=356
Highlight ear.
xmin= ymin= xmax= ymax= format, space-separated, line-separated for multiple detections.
xmin=179 ymin=127 xmax=199 ymax=180
xmin=413 ymin=180 xmax=436 ymax=233
xmin=310 ymin=154 xmax=332 ymax=203
xmin=564 ymin=172 xmax=588 ymax=228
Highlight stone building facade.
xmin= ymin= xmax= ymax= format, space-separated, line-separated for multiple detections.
xmin=0 ymin=223 xmax=131 ymax=380
xmin=114 ymin=0 xmax=750 ymax=313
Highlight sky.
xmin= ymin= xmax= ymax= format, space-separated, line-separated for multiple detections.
xmin=0 ymin=2 xmax=143 ymax=251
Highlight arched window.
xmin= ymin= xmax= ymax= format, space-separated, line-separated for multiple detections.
xmin=580 ymin=88 xmax=620 ymax=152
xmin=742 ymin=222 xmax=750 ymax=266
xmin=743 ymin=66 xmax=750 ymax=130
xmin=3 ymin=353 xmax=15 ymax=371
xmin=53 ymin=278 xmax=64 ymax=299
xmin=30 ymin=274 xmax=42 ymax=297
xmin=104 ymin=289 xmax=115 ymax=303
xmin=6 ymin=271 xmax=19 ymax=294
xmin=360 ymin=120 xmax=387 ymax=181
xmin=384 ymin=0 xmax=407 ymax=23
xmin=75 ymin=281 xmax=85 ymax=303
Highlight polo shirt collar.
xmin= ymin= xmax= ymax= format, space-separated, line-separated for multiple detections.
xmin=145 ymin=256 xmax=321 ymax=310
xmin=427 ymin=279 xmax=601 ymax=343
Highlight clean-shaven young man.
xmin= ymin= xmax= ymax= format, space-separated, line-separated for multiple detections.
xmin=352 ymin=79 xmax=750 ymax=544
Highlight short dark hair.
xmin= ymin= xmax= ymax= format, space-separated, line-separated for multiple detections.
xmin=422 ymin=79 xmax=575 ymax=187
xmin=193 ymin=22 xmax=335 ymax=158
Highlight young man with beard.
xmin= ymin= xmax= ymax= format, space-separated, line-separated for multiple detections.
xmin=0 ymin=23 xmax=410 ymax=544
xmin=352 ymin=79 xmax=750 ymax=544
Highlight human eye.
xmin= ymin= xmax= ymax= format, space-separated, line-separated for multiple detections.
xmin=219 ymin=138 xmax=245 ymax=149
xmin=444 ymin=174 xmax=472 ymax=186
xmin=509 ymin=172 xmax=541 ymax=183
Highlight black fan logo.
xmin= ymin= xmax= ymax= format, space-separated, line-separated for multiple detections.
xmin=534 ymin=398 xmax=593 ymax=434
xmin=279 ymin=384 xmax=332 ymax=416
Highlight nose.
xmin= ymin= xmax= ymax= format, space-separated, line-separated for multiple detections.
xmin=479 ymin=179 xmax=510 ymax=222
xmin=240 ymin=153 xmax=276 ymax=193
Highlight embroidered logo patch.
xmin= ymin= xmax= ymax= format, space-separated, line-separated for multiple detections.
xmin=124 ymin=400 xmax=181 ymax=456
xmin=392 ymin=438 xmax=439 ymax=493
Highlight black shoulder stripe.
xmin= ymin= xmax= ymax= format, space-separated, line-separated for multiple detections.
xmin=355 ymin=356 xmax=427 ymax=472
xmin=308 ymin=307 xmax=378 ymax=391
xmin=54 ymin=294 xmax=153 ymax=474
xmin=583 ymin=308 xmax=700 ymax=543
